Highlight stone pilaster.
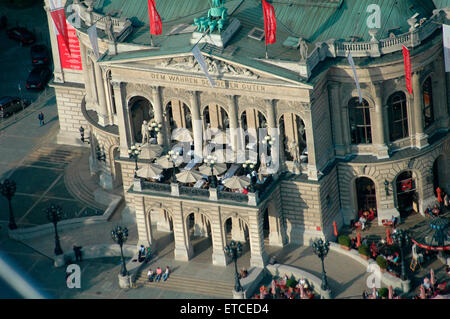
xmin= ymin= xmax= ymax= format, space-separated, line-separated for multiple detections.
xmin=173 ymin=204 xmax=193 ymax=261
xmin=111 ymin=81 xmax=132 ymax=157
xmin=328 ymin=82 xmax=345 ymax=157
xmin=151 ymin=86 xmax=165 ymax=146
xmin=94 ymin=62 xmax=109 ymax=126
xmin=412 ymin=71 xmax=429 ymax=149
xmin=248 ymin=210 xmax=268 ymax=268
xmin=210 ymin=209 xmax=227 ymax=266
xmin=189 ymin=91 xmax=203 ymax=160
xmin=227 ymin=95 xmax=239 ymax=151
xmin=373 ymin=82 xmax=390 ymax=159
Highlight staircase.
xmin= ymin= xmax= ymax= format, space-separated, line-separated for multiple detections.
xmin=64 ymin=150 xmax=107 ymax=212
xmin=133 ymin=272 xmax=235 ymax=298
xmin=23 ymin=144 xmax=82 ymax=168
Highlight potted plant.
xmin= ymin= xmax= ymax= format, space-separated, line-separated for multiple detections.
xmin=358 ymin=244 xmax=370 ymax=260
xmin=376 ymin=256 xmax=388 ymax=272
xmin=378 ymin=287 xmax=389 ymax=299
xmin=286 ymin=275 xmax=297 ymax=293
xmin=338 ymin=235 xmax=351 ymax=250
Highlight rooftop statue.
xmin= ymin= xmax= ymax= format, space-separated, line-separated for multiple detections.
xmin=193 ymin=0 xmax=228 ymax=34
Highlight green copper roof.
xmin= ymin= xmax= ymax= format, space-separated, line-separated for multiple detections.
xmin=433 ymin=0 xmax=450 ymax=9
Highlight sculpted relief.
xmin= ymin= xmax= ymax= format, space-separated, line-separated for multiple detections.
xmin=156 ymin=56 xmax=260 ymax=80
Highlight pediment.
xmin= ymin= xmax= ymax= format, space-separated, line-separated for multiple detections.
xmin=102 ymin=53 xmax=311 ymax=88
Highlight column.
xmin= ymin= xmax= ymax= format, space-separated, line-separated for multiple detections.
xmin=227 ymin=95 xmax=239 ymax=151
xmin=189 ymin=91 xmax=203 ymax=161
xmin=111 ymin=81 xmax=132 ymax=157
xmin=248 ymin=210 xmax=268 ymax=268
xmin=412 ymin=71 xmax=429 ymax=149
xmin=328 ymin=82 xmax=345 ymax=157
xmin=79 ymin=42 xmax=92 ymax=104
xmin=265 ymin=99 xmax=279 ymax=172
xmin=373 ymin=82 xmax=390 ymax=159
xmin=86 ymin=57 xmax=97 ymax=110
xmin=304 ymin=111 xmax=318 ymax=181
xmin=173 ymin=204 xmax=193 ymax=261
xmin=94 ymin=62 xmax=109 ymax=126
xmin=135 ymin=197 xmax=154 ymax=248
xmin=210 ymin=209 xmax=227 ymax=266
xmin=341 ymin=104 xmax=351 ymax=154
xmin=152 ymin=86 xmax=165 ymax=146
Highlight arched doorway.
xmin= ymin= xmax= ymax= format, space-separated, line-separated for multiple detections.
xmin=240 ymin=109 xmax=267 ymax=150
xmin=223 ymin=216 xmax=250 ymax=263
xmin=129 ymin=96 xmax=153 ymax=143
xmin=396 ymin=171 xmax=419 ymax=218
xmin=279 ymin=113 xmax=307 ymax=164
xmin=355 ymin=177 xmax=377 ymax=214
xmin=186 ymin=212 xmax=212 ymax=262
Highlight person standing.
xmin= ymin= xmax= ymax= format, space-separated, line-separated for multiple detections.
xmin=38 ymin=112 xmax=44 ymax=126
xmin=73 ymin=245 xmax=82 ymax=262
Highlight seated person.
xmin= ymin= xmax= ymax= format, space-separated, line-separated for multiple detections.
xmin=432 ymin=204 xmax=440 ymax=216
xmin=367 ymin=209 xmax=375 ymax=221
xmin=423 ymin=277 xmax=431 ymax=290
xmin=147 ymin=268 xmax=154 ymax=282
xmin=155 ymin=267 xmax=163 ymax=282
xmin=425 ymin=206 xmax=434 ymax=217
xmin=240 ymin=267 xmax=249 ymax=278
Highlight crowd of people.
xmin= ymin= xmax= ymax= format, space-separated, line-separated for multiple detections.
xmin=251 ymin=275 xmax=316 ymax=299
xmin=147 ymin=266 xmax=170 ymax=282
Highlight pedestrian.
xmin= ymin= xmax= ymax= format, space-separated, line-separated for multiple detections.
xmin=162 ymin=266 xmax=170 ymax=281
xmin=73 ymin=245 xmax=82 ymax=262
xmin=155 ymin=267 xmax=162 ymax=281
xmin=38 ymin=112 xmax=44 ymax=126
xmin=147 ymin=268 xmax=154 ymax=282
xmin=138 ymin=245 xmax=145 ymax=262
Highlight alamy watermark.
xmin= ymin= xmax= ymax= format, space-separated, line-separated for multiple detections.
xmin=366 ymin=263 xmax=382 ymax=289
xmin=66 ymin=264 xmax=81 ymax=289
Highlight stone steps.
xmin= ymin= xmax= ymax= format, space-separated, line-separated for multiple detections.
xmin=64 ymin=153 xmax=107 ymax=212
xmin=24 ymin=145 xmax=82 ymax=166
xmin=134 ymin=273 xmax=235 ymax=298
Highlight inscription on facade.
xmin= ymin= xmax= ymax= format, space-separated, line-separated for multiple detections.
xmin=149 ymin=72 xmax=270 ymax=93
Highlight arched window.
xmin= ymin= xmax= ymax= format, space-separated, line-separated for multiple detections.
xmin=388 ymin=92 xmax=409 ymax=141
xmin=348 ymin=97 xmax=372 ymax=144
xmin=422 ymin=77 xmax=434 ymax=128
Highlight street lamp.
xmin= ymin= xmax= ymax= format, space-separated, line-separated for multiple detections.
xmin=111 ymin=225 xmax=129 ymax=277
xmin=204 ymin=155 xmax=218 ymax=188
xmin=392 ymin=229 xmax=410 ymax=281
xmin=384 ymin=180 xmax=390 ymax=196
xmin=242 ymin=160 xmax=257 ymax=192
xmin=79 ymin=126 xmax=90 ymax=144
xmin=96 ymin=144 xmax=106 ymax=162
xmin=128 ymin=144 xmax=142 ymax=177
xmin=312 ymin=238 xmax=330 ymax=291
xmin=148 ymin=121 xmax=163 ymax=141
xmin=0 ymin=179 xmax=17 ymax=230
xmin=224 ymin=240 xmax=243 ymax=292
xmin=166 ymin=150 xmax=180 ymax=183
xmin=45 ymin=204 xmax=63 ymax=256
xmin=261 ymin=134 xmax=276 ymax=156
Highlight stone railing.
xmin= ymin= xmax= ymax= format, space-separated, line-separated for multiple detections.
xmin=298 ymin=13 xmax=442 ymax=78
xmin=179 ymin=185 xmax=210 ymax=198
xmin=217 ymin=190 xmax=249 ymax=203
xmin=141 ymin=180 xmax=171 ymax=193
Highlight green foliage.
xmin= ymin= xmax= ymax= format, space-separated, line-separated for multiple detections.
xmin=358 ymin=244 xmax=370 ymax=256
xmin=338 ymin=235 xmax=351 ymax=247
xmin=376 ymin=256 xmax=388 ymax=269
xmin=286 ymin=275 xmax=297 ymax=289
xmin=378 ymin=287 xmax=389 ymax=298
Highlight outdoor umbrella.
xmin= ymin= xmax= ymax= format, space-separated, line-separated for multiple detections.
xmin=176 ymin=170 xmax=203 ymax=184
xmin=356 ymin=233 xmax=361 ymax=248
xmin=171 ymin=128 xmax=193 ymax=142
xmin=139 ymin=144 xmax=163 ymax=159
xmin=271 ymin=279 xmax=276 ymax=295
xmin=136 ymin=163 xmax=163 ymax=179
xmin=223 ymin=176 xmax=250 ymax=189
xmin=333 ymin=221 xmax=338 ymax=237
xmin=388 ymin=286 xmax=393 ymax=299
xmin=299 ymin=284 xmax=305 ymax=299
xmin=409 ymin=217 xmax=449 ymax=251
xmin=199 ymin=163 xmax=227 ymax=176
xmin=372 ymin=287 xmax=377 ymax=299
xmin=156 ymin=155 xmax=183 ymax=169
xmin=386 ymin=228 xmax=393 ymax=245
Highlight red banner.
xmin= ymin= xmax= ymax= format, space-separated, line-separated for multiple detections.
xmin=57 ymin=22 xmax=82 ymax=71
xmin=51 ymin=8 xmax=71 ymax=55
xmin=403 ymin=45 xmax=412 ymax=94
xmin=262 ymin=0 xmax=276 ymax=45
xmin=401 ymin=179 xmax=412 ymax=192
xmin=147 ymin=0 xmax=162 ymax=35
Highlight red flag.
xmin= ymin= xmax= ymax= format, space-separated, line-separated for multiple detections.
xmin=262 ymin=0 xmax=276 ymax=45
xmin=147 ymin=0 xmax=162 ymax=35
xmin=333 ymin=221 xmax=338 ymax=237
xmin=50 ymin=7 xmax=71 ymax=54
xmin=402 ymin=45 xmax=412 ymax=94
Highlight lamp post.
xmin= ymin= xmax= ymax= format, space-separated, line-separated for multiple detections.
xmin=262 ymin=134 xmax=276 ymax=156
xmin=242 ymin=160 xmax=257 ymax=192
xmin=384 ymin=180 xmax=390 ymax=196
xmin=96 ymin=145 xmax=106 ymax=162
xmin=312 ymin=238 xmax=330 ymax=292
xmin=205 ymin=155 xmax=218 ymax=188
xmin=45 ymin=204 xmax=63 ymax=256
xmin=79 ymin=126 xmax=90 ymax=144
xmin=166 ymin=150 xmax=180 ymax=183
xmin=392 ymin=229 xmax=410 ymax=281
xmin=128 ymin=144 xmax=142 ymax=177
xmin=111 ymin=225 xmax=129 ymax=277
xmin=148 ymin=121 xmax=163 ymax=142
xmin=224 ymin=240 xmax=243 ymax=292
xmin=0 ymin=179 xmax=17 ymax=230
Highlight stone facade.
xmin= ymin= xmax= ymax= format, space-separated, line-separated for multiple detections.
xmin=45 ymin=0 xmax=450 ymax=268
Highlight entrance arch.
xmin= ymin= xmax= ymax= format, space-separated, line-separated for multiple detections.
xmin=240 ymin=109 xmax=267 ymax=149
xmin=278 ymin=113 xmax=307 ymax=163
xmin=185 ymin=212 xmax=212 ymax=262
xmin=433 ymin=155 xmax=446 ymax=195
xmin=355 ymin=177 xmax=377 ymax=214
xmin=129 ymin=96 xmax=154 ymax=143
xmin=395 ymin=170 xmax=419 ymax=217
